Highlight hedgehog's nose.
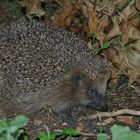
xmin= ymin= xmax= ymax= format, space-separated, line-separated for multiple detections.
xmin=100 ymin=96 xmax=108 ymax=111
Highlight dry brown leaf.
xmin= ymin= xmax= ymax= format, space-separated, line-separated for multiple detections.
xmin=53 ymin=0 xmax=82 ymax=28
xmin=127 ymin=26 xmax=140 ymax=40
xmin=88 ymin=8 xmax=98 ymax=33
xmin=114 ymin=0 xmax=127 ymax=8
xmin=133 ymin=40 xmax=140 ymax=53
xmin=119 ymin=42 xmax=140 ymax=84
xmin=105 ymin=47 xmax=121 ymax=67
xmin=75 ymin=121 xmax=84 ymax=132
xmin=121 ymin=22 xmax=130 ymax=46
xmin=104 ymin=20 xmax=122 ymax=41
xmin=85 ymin=5 xmax=105 ymax=44
xmin=20 ymin=0 xmax=45 ymax=19
xmin=119 ymin=0 xmax=137 ymax=23
xmin=103 ymin=118 xmax=115 ymax=125
xmin=136 ymin=0 xmax=140 ymax=11
xmin=95 ymin=0 xmax=115 ymax=16
xmin=98 ymin=15 xmax=109 ymax=32
xmin=117 ymin=116 xmax=134 ymax=125
xmin=129 ymin=15 xmax=140 ymax=28
xmin=82 ymin=0 xmax=99 ymax=33
xmin=53 ymin=0 xmax=73 ymax=27
xmin=122 ymin=23 xmax=140 ymax=45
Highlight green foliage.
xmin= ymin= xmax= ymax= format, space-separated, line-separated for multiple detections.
xmin=1 ymin=115 xmax=140 ymax=140
xmin=102 ymin=41 xmax=110 ymax=49
xmin=97 ymin=133 xmax=108 ymax=140
xmin=97 ymin=41 xmax=110 ymax=54
xmin=61 ymin=128 xmax=81 ymax=137
xmin=97 ymin=125 xmax=140 ymax=140
xmin=37 ymin=128 xmax=80 ymax=140
xmin=37 ymin=132 xmax=56 ymax=140
xmin=0 ymin=115 xmax=29 ymax=140
xmin=89 ymin=32 xmax=96 ymax=44
xmin=111 ymin=125 xmax=140 ymax=140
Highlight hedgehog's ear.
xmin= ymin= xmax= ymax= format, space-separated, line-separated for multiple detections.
xmin=95 ymin=73 xmax=110 ymax=96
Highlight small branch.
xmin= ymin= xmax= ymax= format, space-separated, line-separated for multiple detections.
xmin=80 ymin=132 xmax=96 ymax=137
xmin=82 ymin=109 xmax=140 ymax=120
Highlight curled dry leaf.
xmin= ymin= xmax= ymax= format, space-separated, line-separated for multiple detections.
xmin=119 ymin=41 xmax=140 ymax=85
xmin=97 ymin=0 xmax=115 ymax=16
xmin=83 ymin=1 xmax=110 ymax=44
xmin=75 ymin=121 xmax=84 ymax=132
xmin=52 ymin=0 xmax=73 ymax=27
xmin=53 ymin=0 xmax=82 ymax=28
xmin=136 ymin=0 xmax=140 ymax=11
xmin=133 ymin=40 xmax=140 ymax=53
xmin=82 ymin=0 xmax=92 ymax=18
xmin=117 ymin=116 xmax=134 ymax=125
xmin=126 ymin=26 xmax=140 ymax=41
xmin=129 ymin=14 xmax=140 ymax=28
xmin=88 ymin=9 xmax=98 ymax=34
xmin=105 ymin=47 xmax=121 ymax=67
xmin=103 ymin=118 xmax=115 ymax=125
xmin=98 ymin=15 xmax=109 ymax=33
xmin=122 ymin=24 xmax=140 ymax=46
xmin=119 ymin=0 xmax=137 ymax=23
xmin=114 ymin=0 xmax=128 ymax=8
xmin=104 ymin=20 xmax=122 ymax=41
xmin=20 ymin=0 xmax=45 ymax=19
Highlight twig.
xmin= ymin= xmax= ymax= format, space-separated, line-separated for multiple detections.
xmin=80 ymin=132 xmax=96 ymax=137
xmin=82 ymin=109 xmax=140 ymax=120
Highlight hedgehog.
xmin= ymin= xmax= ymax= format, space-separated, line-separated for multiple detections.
xmin=0 ymin=20 xmax=110 ymax=116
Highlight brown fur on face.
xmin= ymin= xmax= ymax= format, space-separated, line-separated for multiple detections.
xmin=19 ymin=70 xmax=110 ymax=115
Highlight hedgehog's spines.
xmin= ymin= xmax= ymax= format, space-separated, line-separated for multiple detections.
xmin=0 ymin=20 xmax=110 ymax=114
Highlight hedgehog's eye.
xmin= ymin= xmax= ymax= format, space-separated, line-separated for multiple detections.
xmin=86 ymin=88 xmax=97 ymax=94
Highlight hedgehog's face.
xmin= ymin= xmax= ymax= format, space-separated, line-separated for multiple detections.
xmin=85 ymin=87 xmax=108 ymax=111
xmin=71 ymin=72 xmax=110 ymax=111
xmin=85 ymin=73 xmax=110 ymax=111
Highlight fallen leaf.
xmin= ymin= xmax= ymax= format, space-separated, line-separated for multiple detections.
xmin=136 ymin=0 xmax=140 ymax=11
xmin=119 ymin=42 xmax=140 ymax=85
xmin=95 ymin=0 xmax=115 ymax=16
xmin=20 ymin=0 xmax=45 ymax=19
xmin=76 ymin=121 xmax=84 ymax=132
xmin=103 ymin=118 xmax=115 ymax=125
xmin=117 ymin=116 xmax=134 ymax=125
xmin=53 ymin=0 xmax=82 ymax=28
xmin=104 ymin=19 xmax=122 ymax=41
xmin=98 ymin=15 xmax=109 ymax=33
xmin=122 ymin=24 xmax=140 ymax=46
xmin=119 ymin=0 xmax=137 ymax=23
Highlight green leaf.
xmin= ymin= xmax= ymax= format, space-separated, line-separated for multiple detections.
xmin=10 ymin=115 xmax=29 ymax=133
xmin=37 ymin=132 xmax=56 ymax=140
xmin=97 ymin=133 xmax=109 ymax=140
xmin=0 ymin=120 xmax=10 ymax=133
xmin=61 ymin=128 xmax=81 ymax=136
xmin=102 ymin=41 xmax=110 ymax=49
xmin=90 ymin=32 xmax=96 ymax=38
xmin=15 ymin=129 xmax=23 ymax=140
xmin=111 ymin=125 xmax=140 ymax=140
xmin=37 ymin=132 xmax=48 ymax=140
xmin=0 ymin=133 xmax=7 ymax=140
xmin=15 ymin=129 xmax=28 ymax=140
xmin=90 ymin=32 xmax=96 ymax=43
xmin=6 ymin=131 xmax=15 ymax=140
